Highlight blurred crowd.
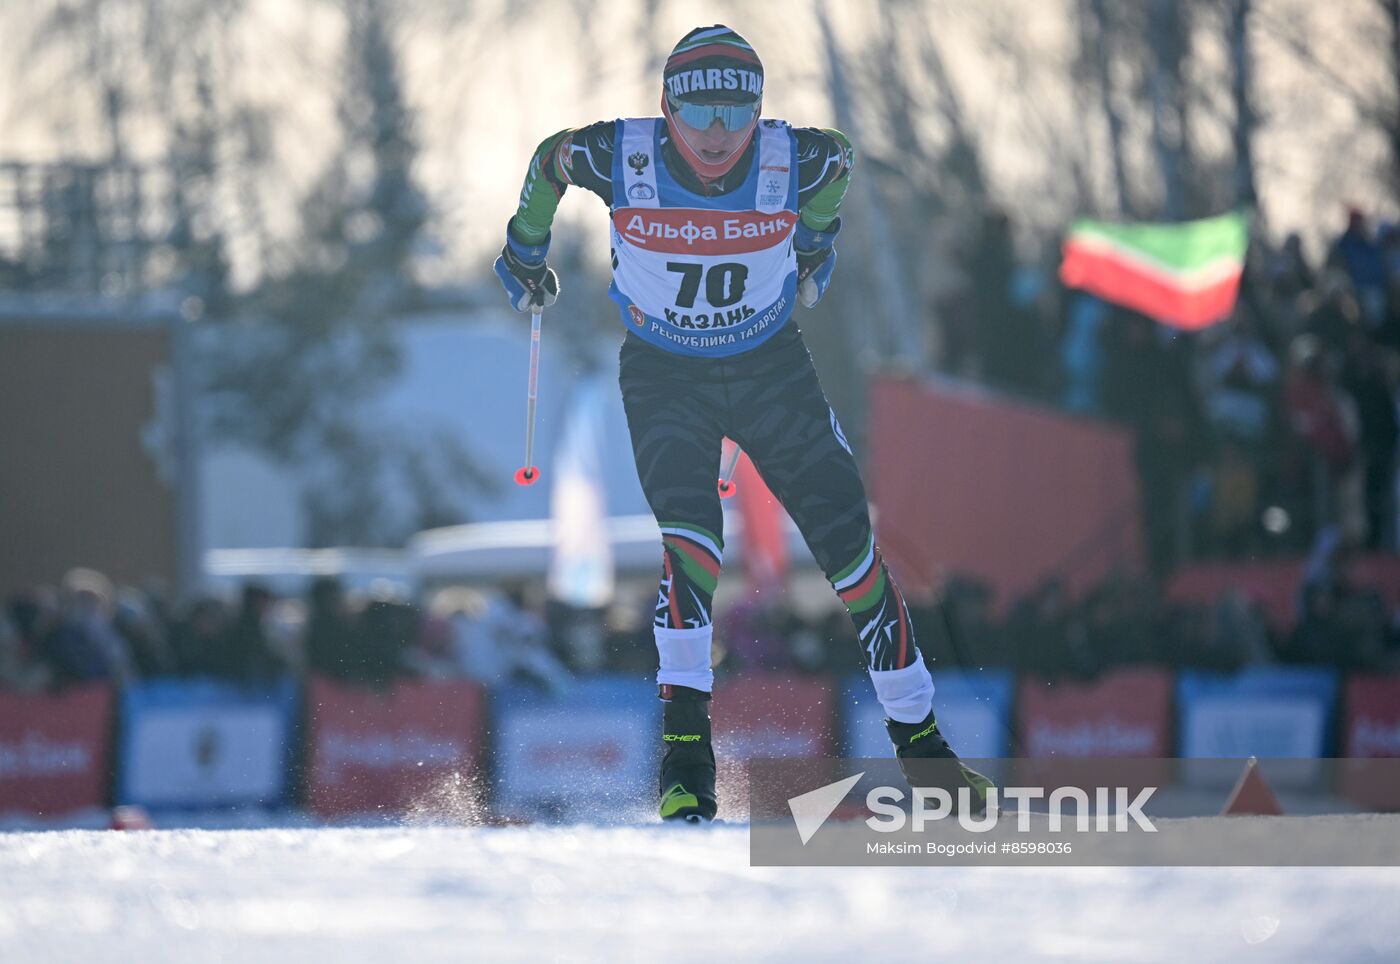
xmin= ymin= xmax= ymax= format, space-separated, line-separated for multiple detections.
xmin=912 ymin=531 xmax=1400 ymax=678
xmin=5 ymin=540 xmax=1397 ymax=697
xmin=0 ymin=569 xmax=580 ymax=694
xmin=709 ymin=537 xmax=1399 ymax=681
xmin=943 ymin=207 xmax=1400 ymax=571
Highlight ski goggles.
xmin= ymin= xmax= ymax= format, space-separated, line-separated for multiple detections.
xmin=667 ymin=96 xmax=758 ymax=132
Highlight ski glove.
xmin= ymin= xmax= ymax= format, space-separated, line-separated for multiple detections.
xmin=493 ymin=229 xmax=559 ymax=311
xmin=795 ymin=217 xmax=841 ymax=308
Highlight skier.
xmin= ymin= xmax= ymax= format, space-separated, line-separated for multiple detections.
xmin=495 ymin=25 xmax=990 ymax=822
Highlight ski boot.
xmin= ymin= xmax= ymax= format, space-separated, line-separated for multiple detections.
xmin=658 ymin=685 xmax=717 ymax=823
xmin=886 ymin=709 xmax=994 ymax=815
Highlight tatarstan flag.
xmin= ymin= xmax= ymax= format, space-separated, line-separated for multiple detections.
xmin=1059 ymin=211 xmax=1249 ymax=331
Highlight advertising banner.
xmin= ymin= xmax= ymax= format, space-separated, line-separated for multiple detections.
xmin=843 ymin=670 xmax=1013 ymax=759
xmin=1341 ymin=673 xmax=1400 ymax=811
xmin=306 ymin=677 xmax=487 ymax=818
xmin=0 ymin=684 xmax=113 ymax=817
xmin=1017 ymin=669 xmax=1173 ymax=757
xmin=117 ymin=677 xmax=298 ymax=809
xmin=1177 ymin=668 xmax=1337 ymax=787
xmin=712 ymin=675 xmax=834 ymax=762
xmin=493 ymin=677 xmax=657 ymax=820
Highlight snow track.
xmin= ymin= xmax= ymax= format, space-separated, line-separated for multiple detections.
xmin=2 ymin=823 xmax=1398 ymax=962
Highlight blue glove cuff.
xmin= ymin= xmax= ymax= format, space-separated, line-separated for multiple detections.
xmin=506 ymin=226 xmax=551 ymax=265
xmin=795 ymin=216 xmax=841 ymax=253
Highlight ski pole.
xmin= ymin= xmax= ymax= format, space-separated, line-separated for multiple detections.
xmin=717 ymin=439 xmax=742 ymax=498
xmin=514 ymin=305 xmax=544 ymax=486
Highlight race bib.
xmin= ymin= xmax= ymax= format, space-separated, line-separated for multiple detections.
xmin=608 ymin=118 xmax=798 ymax=357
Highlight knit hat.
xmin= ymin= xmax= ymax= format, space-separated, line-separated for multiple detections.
xmin=663 ymin=25 xmax=764 ymax=105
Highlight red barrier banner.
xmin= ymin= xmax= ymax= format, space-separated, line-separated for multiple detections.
xmin=712 ymin=675 xmax=835 ymax=821
xmin=1342 ymin=674 xmax=1400 ymax=811
xmin=0 ymin=684 xmax=112 ymax=816
xmin=1018 ymin=669 xmax=1173 ymax=757
xmin=306 ymin=677 xmax=486 ymax=819
xmin=1168 ymin=556 xmax=1400 ymax=633
xmin=712 ymin=675 xmax=835 ymax=761
xmin=868 ymin=377 xmax=1144 ymax=607
xmin=1015 ymin=670 xmax=1173 ymax=795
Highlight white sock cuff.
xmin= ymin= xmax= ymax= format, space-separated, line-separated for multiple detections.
xmin=655 ymin=625 xmax=714 ymax=693
xmin=868 ymin=654 xmax=935 ymax=724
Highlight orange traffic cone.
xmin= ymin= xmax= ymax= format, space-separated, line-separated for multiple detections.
xmin=1221 ymin=757 xmax=1284 ymax=816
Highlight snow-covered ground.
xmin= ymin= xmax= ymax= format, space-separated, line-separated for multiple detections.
xmin=2 ymin=822 xmax=1399 ymax=962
